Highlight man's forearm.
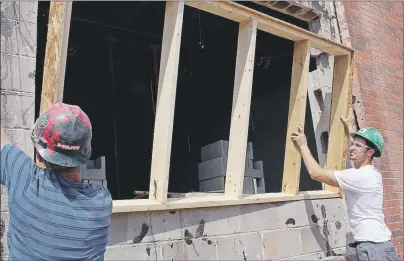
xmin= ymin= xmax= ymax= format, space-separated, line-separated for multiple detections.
xmin=299 ymin=145 xmax=339 ymax=187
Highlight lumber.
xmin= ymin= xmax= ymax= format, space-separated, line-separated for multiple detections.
xmin=149 ymin=1 xmax=185 ymax=203
xmin=113 ymin=190 xmax=340 ymax=213
xmin=325 ymin=54 xmax=353 ymax=193
xmin=39 ymin=1 xmax=72 ymax=113
xmin=185 ymin=1 xmax=352 ymax=56
xmin=282 ymin=40 xmax=311 ymax=195
xmin=225 ymin=20 xmax=258 ymax=198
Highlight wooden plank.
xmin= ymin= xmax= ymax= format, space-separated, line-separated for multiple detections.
xmin=39 ymin=1 xmax=72 ymax=113
xmin=224 ymin=20 xmax=258 ymax=198
xmin=148 ymin=1 xmax=185 ymax=203
xmin=282 ymin=40 xmax=311 ymax=195
xmin=112 ymin=190 xmax=340 ymax=213
xmin=185 ymin=1 xmax=352 ymax=56
xmin=325 ymin=54 xmax=353 ymax=193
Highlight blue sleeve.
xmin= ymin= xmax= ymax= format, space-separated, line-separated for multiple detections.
xmin=1 ymin=144 xmax=35 ymax=192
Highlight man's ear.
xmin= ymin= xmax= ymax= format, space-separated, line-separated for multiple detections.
xmin=367 ymin=148 xmax=376 ymax=158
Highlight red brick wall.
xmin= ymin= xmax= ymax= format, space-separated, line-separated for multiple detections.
xmin=342 ymin=2 xmax=403 ymax=259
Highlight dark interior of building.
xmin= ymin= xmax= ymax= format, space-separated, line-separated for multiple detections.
xmin=35 ymin=2 xmax=323 ymax=200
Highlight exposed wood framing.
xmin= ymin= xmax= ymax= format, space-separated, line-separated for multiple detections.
xmin=113 ymin=190 xmax=340 ymax=213
xmin=325 ymin=54 xmax=354 ymax=193
xmin=38 ymin=1 xmax=353 ymax=210
xmin=185 ymin=1 xmax=352 ymax=56
xmin=225 ymin=20 xmax=258 ymax=198
xmin=148 ymin=1 xmax=185 ymax=203
xmin=282 ymin=40 xmax=311 ymax=195
xmin=39 ymin=1 xmax=72 ymax=113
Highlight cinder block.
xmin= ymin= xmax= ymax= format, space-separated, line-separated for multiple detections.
xmin=201 ymin=140 xmax=254 ymax=162
xmin=3 ymin=129 xmax=34 ymax=158
xmin=277 ymin=247 xmax=346 ymax=260
xmin=1 ymin=211 xmax=10 ymax=258
xmin=199 ymin=177 xmax=225 ymax=192
xmin=180 ymin=206 xmax=242 ymax=237
xmin=127 ymin=211 xmax=182 ymax=243
xmin=161 ymin=239 xmax=217 ymax=260
xmin=0 ymin=93 xmax=35 ymax=129
xmin=217 ymin=233 xmax=263 ymax=260
xmin=108 ymin=213 xmax=129 ymax=246
xmin=306 ymin=198 xmax=348 ymax=225
xmin=19 ymin=55 xmax=36 ymax=93
xmin=262 ymin=228 xmax=302 ymax=260
xmin=0 ymin=2 xmax=38 ymax=23
xmin=201 ymin=140 xmax=228 ymax=161
xmin=105 ymin=243 xmax=161 ymax=261
xmin=1 ymin=186 xmax=8 ymax=212
xmin=300 ymin=222 xmax=349 ymax=255
xmin=90 ymin=180 xmax=102 ymax=185
xmin=81 ymin=157 xmax=106 ymax=180
xmin=0 ymin=18 xmax=36 ymax=57
xmin=197 ymin=157 xmax=226 ymax=181
xmin=1 ymin=54 xmax=20 ymax=92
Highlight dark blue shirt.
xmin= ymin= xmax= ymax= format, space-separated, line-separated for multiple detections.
xmin=1 ymin=144 xmax=112 ymax=260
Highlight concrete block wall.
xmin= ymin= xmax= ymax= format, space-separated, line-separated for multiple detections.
xmin=105 ymin=198 xmax=353 ymax=260
xmin=0 ymin=2 xmax=37 ymax=259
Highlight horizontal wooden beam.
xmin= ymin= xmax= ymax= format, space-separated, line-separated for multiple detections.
xmin=112 ymin=190 xmax=340 ymax=213
xmin=185 ymin=1 xmax=352 ymax=56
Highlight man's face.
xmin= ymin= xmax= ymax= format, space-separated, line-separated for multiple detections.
xmin=348 ymin=137 xmax=374 ymax=162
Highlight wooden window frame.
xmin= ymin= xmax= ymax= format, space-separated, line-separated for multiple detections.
xmin=39 ymin=1 xmax=354 ymax=213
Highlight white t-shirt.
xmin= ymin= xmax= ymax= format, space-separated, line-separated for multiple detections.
xmin=334 ymin=164 xmax=392 ymax=242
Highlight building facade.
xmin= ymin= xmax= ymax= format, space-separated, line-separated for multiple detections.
xmin=1 ymin=1 xmax=402 ymax=260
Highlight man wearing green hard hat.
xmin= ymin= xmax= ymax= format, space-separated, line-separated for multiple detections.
xmin=291 ymin=113 xmax=398 ymax=261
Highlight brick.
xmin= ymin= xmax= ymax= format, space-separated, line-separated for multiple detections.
xmin=300 ymin=222 xmax=349 ymax=254
xmin=217 ymin=233 xmax=263 ymax=260
xmin=126 ymin=210 xmax=182 ymax=244
xmin=0 ymin=93 xmax=35 ymax=129
xmin=105 ymin=243 xmax=161 ymax=261
xmin=262 ymin=229 xmax=301 ymax=260
xmin=161 ymin=238 xmax=217 ymax=260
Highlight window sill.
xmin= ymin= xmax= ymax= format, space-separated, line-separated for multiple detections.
xmin=112 ymin=190 xmax=341 ymax=213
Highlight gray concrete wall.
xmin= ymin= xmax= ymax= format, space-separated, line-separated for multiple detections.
xmin=0 ymin=2 xmax=353 ymax=261
xmin=105 ymin=198 xmax=352 ymax=260
xmin=1 ymin=2 xmax=37 ymax=259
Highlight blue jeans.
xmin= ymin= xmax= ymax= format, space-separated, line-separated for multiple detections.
xmin=349 ymin=241 xmax=398 ymax=261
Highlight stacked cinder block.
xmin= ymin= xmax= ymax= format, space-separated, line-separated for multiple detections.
xmin=80 ymin=156 xmax=108 ymax=188
xmin=197 ymin=140 xmax=265 ymax=194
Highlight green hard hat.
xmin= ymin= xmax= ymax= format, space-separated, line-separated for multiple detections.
xmin=350 ymin=127 xmax=384 ymax=157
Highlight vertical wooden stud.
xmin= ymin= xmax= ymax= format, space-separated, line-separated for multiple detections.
xmin=149 ymin=1 xmax=184 ymax=203
xmin=281 ymin=40 xmax=311 ymax=195
xmin=225 ymin=20 xmax=257 ymax=198
xmin=40 ymin=1 xmax=72 ymax=113
xmin=325 ymin=54 xmax=353 ymax=193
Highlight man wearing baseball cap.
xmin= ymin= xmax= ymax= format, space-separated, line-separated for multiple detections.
xmin=291 ymin=116 xmax=398 ymax=261
xmin=1 ymin=103 xmax=112 ymax=260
